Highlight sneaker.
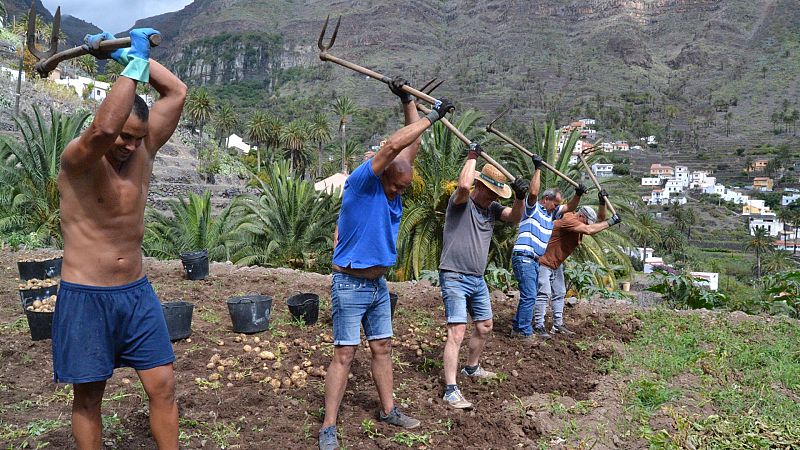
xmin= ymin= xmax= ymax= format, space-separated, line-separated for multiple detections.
xmin=550 ymin=324 xmax=576 ymax=335
xmin=533 ymin=326 xmax=552 ymax=339
xmin=318 ymin=425 xmax=339 ymax=450
xmin=460 ymin=365 xmax=496 ymax=379
xmin=443 ymin=387 xmax=473 ymax=409
xmin=510 ymin=330 xmax=533 ymax=340
xmin=379 ymin=406 xmax=420 ymax=429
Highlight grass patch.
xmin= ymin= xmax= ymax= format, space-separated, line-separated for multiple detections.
xmin=619 ymin=309 xmax=800 ymax=447
xmin=199 ymin=308 xmax=221 ymax=325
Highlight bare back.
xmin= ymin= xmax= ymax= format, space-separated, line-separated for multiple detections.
xmin=59 ymin=146 xmax=154 ymax=286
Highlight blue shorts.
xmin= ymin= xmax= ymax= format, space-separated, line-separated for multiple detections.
xmin=331 ymin=272 xmax=392 ymax=346
xmin=440 ymin=270 xmax=493 ymax=324
xmin=52 ymin=277 xmax=175 ymax=384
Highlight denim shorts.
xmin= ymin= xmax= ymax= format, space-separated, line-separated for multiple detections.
xmin=52 ymin=277 xmax=175 ymax=384
xmin=331 ymin=272 xmax=392 ymax=346
xmin=439 ymin=270 xmax=492 ymax=324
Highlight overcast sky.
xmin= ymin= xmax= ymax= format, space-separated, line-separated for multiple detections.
xmin=40 ymin=0 xmax=194 ymax=33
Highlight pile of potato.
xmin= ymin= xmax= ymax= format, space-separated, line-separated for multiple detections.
xmin=19 ymin=278 xmax=58 ymax=290
xmin=26 ymin=295 xmax=57 ymax=313
xmin=18 ymin=257 xmax=60 ymax=263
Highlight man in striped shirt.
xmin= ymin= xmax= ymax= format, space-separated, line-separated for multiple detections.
xmin=510 ymin=155 xmax=586 ymax=338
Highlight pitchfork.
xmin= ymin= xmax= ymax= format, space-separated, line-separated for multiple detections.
xmin=578 ymin=144 xmax=618 ymax=216
xmin=317 ymin=16 xmax=516 ymax=181
xmin=26 ymin=3 xmax=161 ymax=77
xmin=485 ymin=108 xmax=579 ymax=188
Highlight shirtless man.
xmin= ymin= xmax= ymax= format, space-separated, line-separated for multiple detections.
xmin=52 ymin=28 xmax=186 ymax=449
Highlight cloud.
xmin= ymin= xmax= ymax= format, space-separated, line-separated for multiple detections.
xmin=40 ymin=0 xmax=194 ymax=33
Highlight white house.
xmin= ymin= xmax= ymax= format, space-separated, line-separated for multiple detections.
xmin=613 ymin=141 xmax=629 ymax=151
xmin=782 ymin=193 xmax=800 ymax=206
xmin=591 ymin=163 xmax=614 ymax=177
xmin=690 ymin=272 xmax=719 ymax=291
xmin=641 ymin=177 xmax=661 ymax=186
xmin=641 ymin=135 xmax=658 ymax=146
xmin=742 ymin=199 xmax=771 ymax=216
xmin=580 ymin=118 xmax=596 ymax=126
xmin=601 ymin=142 xmax=614 ymax=153
xmin=690 ymin=171 xmax=716 ymax=189
xmin=226 ymin=134 xmax=252 ymax=154
xmin=53 ymin=74 xmax=109 ymax=101
xmin=722 ymin=189 xmax=749 ymax=205
xmin=749 ymin=215 xmax=783 ymax=237
xmin=703 ymin=183 xmax=726 ymax=196
xmin=633 ymin=247 xmax=655 ymax=261
xmin=648 ymin=189 xmax=670 ymax=205
xmin=674 ymin=166 xmax=690 ymax=187
xmin=665 ymin=179 xmax=685 ymax=194
xmin=643 ymin=257 xmax=667 ymax=274
xmin=0 ymin=66 xmax=24 ymax=82
xmin=314 ymin=172 xmax=348 ymax=196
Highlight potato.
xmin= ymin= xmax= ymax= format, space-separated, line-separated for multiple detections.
xmin=272 ymin=361 xmax=282 ymax=370
xmin=216 ymin=365 xmax=225 ymax=373
xmin=252 ymin=346 xmax=261 ymax=353
xmin=282 ymin=378 xmax=292 ymax=388
xmin=277 ymin=343 xmax=288 ymax=353
xmin=206 ymin=362 xmax=215 ymax=369
xmin=302 ymin=360 xmax=312 ymax=368
xmin=253 ymin=337 xmax=261 ymax=344
xmin=416 ymin=349 xmax=423 ymax=357
xmin=243 ymin=345 xmax=253 ymax=353
xmin=259 ymin=351 xmax=275 ymax=360
xmin=269 ymin=379 xmax=281 ymax=390
xmin=32 ymin=300 xmax=43 ymax=308
xmin=210 ymin=354 xmax=221 ymax=364
xmin=208 ymin=373 xmax=221 ymax=381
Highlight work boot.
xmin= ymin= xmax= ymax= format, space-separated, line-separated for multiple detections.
xmin=461 ymin=365 xmax=497 ymax=379
xmin=443 ymin=387 xmax=473 ymax=409
xmin=533 ymin=326 xmax=552 ymax=339
xmin=551 ymin=324 xmax=576 ymax=336
xmin=319 ymin=425 xmax=339 ymax=450
xmin=510 ymin=330 xmax=533 ymax=340
xmin=379 ymin=406 xmax=420 ymax=429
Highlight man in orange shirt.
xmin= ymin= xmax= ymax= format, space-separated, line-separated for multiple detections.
xmin=535 ymin=190 xmax=620 ymax=335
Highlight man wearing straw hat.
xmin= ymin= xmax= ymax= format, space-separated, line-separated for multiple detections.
xmin=535 ymin=192 xmax=621 ymax=336
xmin=439 ymin=143 xmax=528 ymax=409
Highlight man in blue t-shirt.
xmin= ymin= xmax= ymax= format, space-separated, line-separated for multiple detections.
xmin=319 ymin=81 xmax=453 ymax=450
xmin=510 ymin=154 xmax=587 ymax=339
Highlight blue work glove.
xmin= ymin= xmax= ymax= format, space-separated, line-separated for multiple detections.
xmin=116 ymin=28 xmax=160 ymax=83
xmin=82 ymin=32 xmax=116 ymax=60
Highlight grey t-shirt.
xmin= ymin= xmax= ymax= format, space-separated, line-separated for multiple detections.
xmin=439 ymin=193 xmax=504 ymax=276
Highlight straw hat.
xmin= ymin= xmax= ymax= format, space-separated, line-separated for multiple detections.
xmin=474 ymin=164 xmax=512 ymax=199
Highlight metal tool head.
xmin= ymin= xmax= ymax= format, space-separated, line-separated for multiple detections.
xmin=486 ymin=106 xmax=511 ymax=132
xmin=581 ymin=141 xmax=602 ymax=156
xmin=317 ymin=15 xmax=341 ymax=52
xmin=27 ymin=3 xmax=61 ymax=61
xmin=420 ymin=78 xmax=444 ymax=96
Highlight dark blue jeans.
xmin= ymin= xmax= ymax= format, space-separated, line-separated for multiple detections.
xmin=511 ymin=254 xmax=540 ymax=335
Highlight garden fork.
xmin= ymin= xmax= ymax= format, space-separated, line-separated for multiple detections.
xmin=26 ymin=3 xmax=161 ymax=77
xmin=485 ymin=108 xmax=580 ymax=187
xmin=578 ymin=143 xmax=618 ymax=216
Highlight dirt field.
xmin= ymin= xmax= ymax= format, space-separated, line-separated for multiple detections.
xmin=0 ymin=249 xmax=642 ymax=449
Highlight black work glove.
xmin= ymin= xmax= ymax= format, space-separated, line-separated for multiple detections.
xmin=575 ymin=183 xmax=589 ymax=196
xmin=389 ymin=77 xmax=413 ymax=104
xmin=511 ymin=178 xmax=529 ymax=200
xmin=426 ymin=97 xmax=454 ymax=124
xmin=607 ymin=214 xmax=621 ymax=226
xmin=467 ymin=142 xmax=482 ymax=160
xmin=598 ymin=188 xmax=608 ymax=205
xmin=531 ymin=154 xmax=543 ymax=170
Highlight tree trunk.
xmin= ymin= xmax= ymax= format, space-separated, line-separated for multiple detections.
xmin=256 ymin=143 xmax=261 ymax=172
xmin=756 ymin=248 xmax=761 ymax=278
xmin=340 ymin=122 xmax=347 ymax=174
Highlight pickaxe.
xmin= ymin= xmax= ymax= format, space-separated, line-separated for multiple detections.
xmin=26 ymin=3 xmax=161 ymax=78
xmin=485 ymin=108 xmax=579 ymax=187
xmin=578 ymin=144 xmax=618 ymax=216
xmin=318 ymin=16 xmax=515 ymax=181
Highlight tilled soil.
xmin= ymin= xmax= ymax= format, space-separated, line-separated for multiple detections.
xmin=0 ymin=249 xmax=637 ymax=449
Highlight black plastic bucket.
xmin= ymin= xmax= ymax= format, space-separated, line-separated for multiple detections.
xmin=227 ymin=295 xmax=272 ymax=333
xmin=25 ymin=309 xmax=53 ymax=341
xmin=17 ymin=257 xmax=62 ymax=281
xmin=19 ymin=285 xmax=58 ymax=310
xmin=162 ymin=301 xmax=194 ymax=341
xmin=390 ymin=293 xmax=398 ymax=317
xmin=287 ymin=293 xmax=319 ymax=325
xmin=180 ymin=250 xmax=209 ymax=280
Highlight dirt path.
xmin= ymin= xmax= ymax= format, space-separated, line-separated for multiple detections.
xmin=0 ymin=249 xmax=639 ymax=449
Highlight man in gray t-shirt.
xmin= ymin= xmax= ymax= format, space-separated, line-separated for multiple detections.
xmin=438 ymin=143 xmax=527 ymax=410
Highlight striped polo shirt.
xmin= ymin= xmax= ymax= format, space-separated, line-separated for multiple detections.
xmin=512 ymin=200 xmax=563 ymax=257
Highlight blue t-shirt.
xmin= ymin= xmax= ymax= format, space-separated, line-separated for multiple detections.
xmin=512 ymin=198 xmax=563 ymax=257
xmin=333 ymin=160 xmax=403 ymax=268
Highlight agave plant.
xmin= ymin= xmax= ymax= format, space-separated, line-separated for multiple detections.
xmin=234 ymin=161 xmax=340 ymax=269
xmin=0 ymin=105 xmax=90 ymax=247
xmin=142 ymin=191 xmax=247 ymax=262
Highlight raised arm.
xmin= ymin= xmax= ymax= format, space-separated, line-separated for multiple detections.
xmin=145 ymin=60 xmax=188 ymax=156
xmin=453 ymin=143 xmax=480 ymax=205
xmin=389 ymin=77 xmax=423 ymax=165
xmin=527 ymin=154 xmax=544 ymax=206
xmin=500 ymin=177 xmax=529 ymax=223
xmin=572 ymin=211 xmax=621 ymax=236
xmin=371 ymin=97 xmax=452 ymax=176
xmin=564 ymin=183 xmax=588 ymax=213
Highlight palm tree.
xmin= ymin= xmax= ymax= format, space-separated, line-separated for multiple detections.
xmin=670 ymin=205 xmax=696 ymax=238
xmin=0 ymin=1 xmax=6 ymax=20
xmin=331 ymin=96 xmax=358 ymax=173
xmin=104 ymin=61 xmax=123 ymax=82
xmin=627 ymin=210 xmax=662 ymax=258
xmin=746 ymin=226 xmax=773 ymax=278
xmin=184 ymin=88 xmax=215 ymax=144
xmin=326 ymin=139 xmax=365 ymax=178
xmin=75 ymin=54 xmax=97 ymax=79
xmin=235 ymin=161 xmax=340 ymax=269
xmin=263 ymin=114 xmax=284 ymax=165
xmin=246 ymin=111 xmax=270 ymax=171
xmin=214 ymin=103 xmax=238 ymax=149
xmin=761 ymin=250 xmax=795 ymax=274
xmin=0 ymin=106 xmax=91 ymax=246
xmin=309 ymin=113 xmax=332 ymax=179
xmin=658 ymin=226 xmax=686 ymax=257
xmin=280 ymin=118 xmax=311 ymax=175
xmin=143 ymin=192 xmax=247 ymax=262
xmin=777 ymin=207 xmax=794 ymax=250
